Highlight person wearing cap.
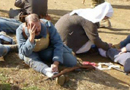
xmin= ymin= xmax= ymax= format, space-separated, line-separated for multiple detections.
xmin=55 ymin=2 xmax=113 ymax=54
xmin=16 ymin=14 xmax=77 ymax=77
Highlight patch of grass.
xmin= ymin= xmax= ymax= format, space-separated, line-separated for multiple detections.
xmin=0 ymin=73 xmax=8 ymax=83
xmin=23 ymin=86 xmax=41 ymax=90
xmin=0 ymin=83 xmax=11 ymax=90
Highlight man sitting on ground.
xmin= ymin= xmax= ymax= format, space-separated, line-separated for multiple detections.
xmin=16 ymin=14 xmax=77 ymax=77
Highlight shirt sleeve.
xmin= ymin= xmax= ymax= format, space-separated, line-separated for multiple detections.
xmin=120 ymin=35 xmax=130 ymax=48
xmin=47 ymin=22 xmax=64 ymax=64
xmin=16 ymin=24 xmax=35 ymax=56
xmin=81 ymin=19 xmax=110 ymax=51
xmin=15 ymin=0 xmax=25 ymax=8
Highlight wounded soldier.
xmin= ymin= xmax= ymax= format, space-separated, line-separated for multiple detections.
xmin=16 ymin=14 xmax=77 ymax=77
xmin=99 ymin=35 xmax=130 ymax=74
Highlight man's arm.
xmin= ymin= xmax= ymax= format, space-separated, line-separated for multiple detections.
xmin=81 ymin=20 xmax=110 ymax=51
xmin=16 ymin=24 xmax=35 ymax=56
xmin=120 ymin=35 xmax=130 ymax=48
xmin=47 ymin=22 xmax=64 ymax=64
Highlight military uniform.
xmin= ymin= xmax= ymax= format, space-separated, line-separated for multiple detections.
xmin=16 ymin=19 xmax=77 ymax=77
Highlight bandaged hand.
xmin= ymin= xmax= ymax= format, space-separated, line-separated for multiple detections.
xmin=51 ymin=61 xmax=59 ymax=72
xmin=119 ymin=47 xmax=127 ymax=55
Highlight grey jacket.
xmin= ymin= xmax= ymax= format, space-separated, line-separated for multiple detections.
xmin=55 ymin=13 xmax=110 ymax=52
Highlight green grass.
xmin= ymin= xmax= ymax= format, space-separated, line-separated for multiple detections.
xmin=0 ymin=83 xmax=11 ymax=90
xmin=0 ymin=73 xmax=8 ymax=83
xmin=23 ymin=86 xmax=41 ymax=90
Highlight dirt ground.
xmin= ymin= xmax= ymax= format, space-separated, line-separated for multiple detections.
xmin=0 ymin=0 xmax=130 ymax=90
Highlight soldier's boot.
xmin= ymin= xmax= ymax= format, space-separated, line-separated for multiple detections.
xmin=9 ymin=8 xmax=21 ymax=20
xmin=56 ymin=75 xmax=69 ymax=86
xmin=0 ymin=44 xmax=9 ymax=61
xmin=3 ymin=44 xmax=18 ymax=52
xmin=0 ymin=44 xmax=9 ymax=57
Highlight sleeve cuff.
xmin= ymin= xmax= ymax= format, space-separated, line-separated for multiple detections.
xmin=25 ymin=39 xmax=36 ymax=50
xmin=53 ymin=56 xmax=63 ymax=64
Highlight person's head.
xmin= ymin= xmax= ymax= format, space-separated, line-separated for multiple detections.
xmin=94 ymin=2 xmax=113 ymax=20
xmin=70 ymin=2 xmax=113 ymax=23
xmin=25 ymin=14 xmax=41 ymax=36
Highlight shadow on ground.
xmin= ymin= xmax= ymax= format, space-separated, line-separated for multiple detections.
xmin=48 ymin=9 xmax=71 ymax=24
xmin=0 ymin=84 xmax=21 ymax=90
xmin=112 ymin=4 xmax=130 ymax=10
xmin=58 ymin=53 xmax=130 ymax=90
xmin=0 ymin=52 xmax=29 ymax=69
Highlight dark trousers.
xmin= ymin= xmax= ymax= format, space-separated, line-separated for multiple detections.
xmin=107 ymin=48 xmax=130 ymax=73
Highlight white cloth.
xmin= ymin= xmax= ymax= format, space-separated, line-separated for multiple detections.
xmin=70 ymin=2 xmax=113 ymax=23
xmin=98 ymin=48 xmax=107 ymax=57
xmin=76 ymin=40 xmax=93 ymax=54
xmin=45 ymin=67 xmax=58 ymax=77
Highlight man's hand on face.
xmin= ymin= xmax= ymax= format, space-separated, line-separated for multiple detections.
xmin=28 ymin=23 xmax=37 ymax=43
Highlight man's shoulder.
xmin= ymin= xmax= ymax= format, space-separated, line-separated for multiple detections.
xmin=40 ymin=19 xmax=51 ymax=27
xmin=40 ymin=19 xmax=48 ymax=22
xmin=16 ymin=23 xmax=24 ymax=32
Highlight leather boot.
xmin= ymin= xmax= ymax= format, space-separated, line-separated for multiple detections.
xmin=3 ymin=44 xmax=18 ymax=52
xmin=56 ymin=75 xmax=66 ymax=86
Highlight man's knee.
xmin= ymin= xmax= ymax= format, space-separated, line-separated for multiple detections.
xmin=63 ymin=53 xmax=77 ymax=67
xmin=106 ymin=48 xmax=119 ymax=61
xmin=124 ymin=58 xmax=130 ymax=73
xmin=68 ymin=59 xmax=77 ymax=67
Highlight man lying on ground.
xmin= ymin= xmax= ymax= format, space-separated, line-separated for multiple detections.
xmin=99 ymin=35 xmax=130 ymax=74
